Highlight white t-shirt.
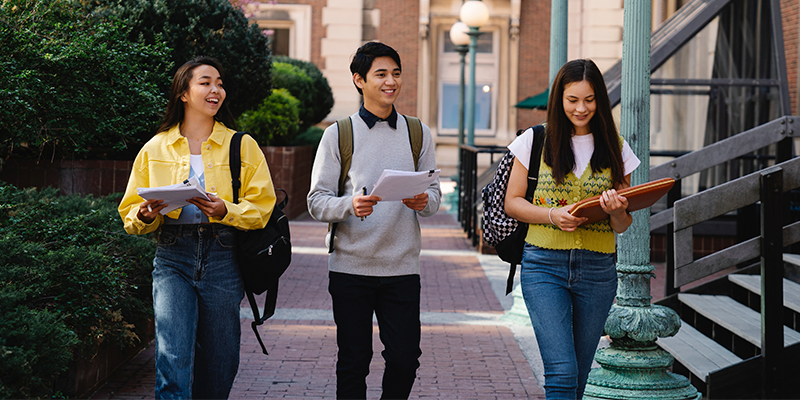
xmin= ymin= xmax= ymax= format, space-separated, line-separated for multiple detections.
xmin=507 ymin=127 xmax=640 ymax=178
xmin=190 ymin=154 xmax=205 ymax=180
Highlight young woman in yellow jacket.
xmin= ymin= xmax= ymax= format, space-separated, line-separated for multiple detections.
xmin=118 ymin=57 xmax=275 ymax=399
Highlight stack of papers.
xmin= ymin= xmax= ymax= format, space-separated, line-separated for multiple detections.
xmin=137 ymin=177 xmax=210 ymax=214
xmin=370 ymin=169 xmax=440 ymax=201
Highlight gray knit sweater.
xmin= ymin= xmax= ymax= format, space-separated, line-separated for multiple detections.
xmin=307 ymin=111 xmax=441 ymax=276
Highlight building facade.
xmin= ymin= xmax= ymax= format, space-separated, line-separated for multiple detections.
xmin=245 ymin=0 xmax=800 ymax=175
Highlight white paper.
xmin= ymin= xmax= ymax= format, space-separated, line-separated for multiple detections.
xmin=369 ymin=169 xmax=440 ymax=201
xmin=137 ymin=177 xmax=210 ymax=214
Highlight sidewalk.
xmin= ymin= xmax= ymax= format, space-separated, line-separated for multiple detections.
xmin=91 ymin=210 xmax=546 ymax=399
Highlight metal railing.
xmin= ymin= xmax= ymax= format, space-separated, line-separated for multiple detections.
xmin=458 ymin=144 xmax=506 ymax=247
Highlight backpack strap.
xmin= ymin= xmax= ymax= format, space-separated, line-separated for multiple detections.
xmin=229 ymin=131 xmax=279 ymax=355
xmin=505 ymin=124 xmax=546 ymax=294
xmin=328 ymin=117 xmax=353 ymax=253
xmin=404 ymin=115 xmax=423 ymax=171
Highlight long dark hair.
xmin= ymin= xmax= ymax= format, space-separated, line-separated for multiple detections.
xmin=156 ymin=56 xmax=236 ymax=134
xmin=544 ymin=59 xmax=624 ymax=186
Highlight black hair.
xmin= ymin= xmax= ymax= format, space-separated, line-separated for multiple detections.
xmin=349 ymin=42 xmax=402 ymax=95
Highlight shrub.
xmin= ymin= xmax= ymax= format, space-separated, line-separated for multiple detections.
xmin=273 ymin=56 xmax=334 ymax=129
xmin=83 ymin=0 xmax=272 ymax=119
xmin=237 ymin=88 xmax=300 ymax=146
xmin=293 ymin=126 xmax=325 ymax=150
xmin=0 ymin=0 xmax=171 ymax=160
xmin=0 ymin=184 xmax=156 ymax=398
xmin=271 ymin=62 xmax=315 ymax=131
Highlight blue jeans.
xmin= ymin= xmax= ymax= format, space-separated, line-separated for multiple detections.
xmin=328 ymin=272 xmax=422 ymax=400
xmin=520 ymin=244 xmax=617 ymax=400
xmin=152 ymin=224 xmax=243 ymax=399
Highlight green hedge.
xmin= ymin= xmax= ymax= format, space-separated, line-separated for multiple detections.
xmin=237 ymin=88 xmax=300 ymax=146
xmin=0 ymin=184 xmax=156 ymax=399
xmin=273 ymin=55 xmax=334 ymax=129
xmin=0 ymin=0 xmax=171 ymax=160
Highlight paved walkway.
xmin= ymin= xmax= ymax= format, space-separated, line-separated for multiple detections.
xmin=91 ymin=209 xmax=547 ymax=399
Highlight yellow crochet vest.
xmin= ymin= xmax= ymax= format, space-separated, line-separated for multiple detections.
xmin=525 ymin=152 xmax=617 ymax=254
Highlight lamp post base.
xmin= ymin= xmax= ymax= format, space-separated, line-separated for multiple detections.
xmin=583 ymin=346 xmax=700 ymax=400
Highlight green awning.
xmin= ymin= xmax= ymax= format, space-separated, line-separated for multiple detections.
xmin=515 ymin=88 xmax=548 ymax=110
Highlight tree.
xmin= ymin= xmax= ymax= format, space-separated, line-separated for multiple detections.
xmin=83 ymin=0 xmax=272 ymax=119
xmin=0 ymin=0 xmax=171 ymax=159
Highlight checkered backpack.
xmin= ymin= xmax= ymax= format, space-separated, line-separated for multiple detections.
xmin=481 ymin=125 xmax=545 ymax=294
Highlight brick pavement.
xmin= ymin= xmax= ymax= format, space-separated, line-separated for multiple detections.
xmin=91 ymin=211 xmax=545 ymax=399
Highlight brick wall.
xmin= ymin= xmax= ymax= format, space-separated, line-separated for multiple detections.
xmin=374 ymin=0 xmax=420 ymax=117
xmin=0 ymin=159 xmax=133 ymax=197
xmin=783 ymin=0 xmax=799 ymax=114
xmin=0 ymin=147 xmax=312 ymax=220
xmin=517 ymin=0 xmax=550 ymax=130
xmin=261 ymin=145 xmax=313 ymax=219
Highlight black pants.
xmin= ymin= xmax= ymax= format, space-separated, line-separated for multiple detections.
xmin=328 ymin=271 xmax=422 ymax=400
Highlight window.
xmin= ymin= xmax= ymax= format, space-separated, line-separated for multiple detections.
xmin=437 ymin=28 xmax=499 ymax=137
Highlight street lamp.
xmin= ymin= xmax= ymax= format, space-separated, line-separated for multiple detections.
xmin=460 ymin=0 xmax=489 ymax=147
xmin=449 ymin=21 xmax=469 ymax=186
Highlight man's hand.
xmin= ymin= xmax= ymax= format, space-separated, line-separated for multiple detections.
xmin=353 ymin=194 xmax=381 ymax=218
xmin=187 ymin=193 xmax=228 ymax=219
xmin=401 ymin=192 xmax=429 ymax=211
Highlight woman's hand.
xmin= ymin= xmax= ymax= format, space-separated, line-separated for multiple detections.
xmin=599 ymin=189 xmax=629 ymax=217
xmin=600 ymin=188 xmax=632 ymax=233
xmin=551 ymin=206 xmax=587 ymax=232
xmin=137 ymin=199 xmax=167 ymax=224
xmin=187 ymin=193 xmax=228 ymax=219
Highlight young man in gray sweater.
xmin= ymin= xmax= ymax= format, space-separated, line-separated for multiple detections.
xmin=307 ymin=42 xmax=441 ymax=399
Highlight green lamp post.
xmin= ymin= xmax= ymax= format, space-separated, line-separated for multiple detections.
xmin=460 ymin=0 xmax=489 ymax=147
xmin=449 ymin=21 xmax=470 ymax=187
xmin=582 ymin=1 xmax=700 ymax=399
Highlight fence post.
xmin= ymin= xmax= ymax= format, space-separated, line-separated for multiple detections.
xmin=665 ymin=179 xmax=681 ymax=296
xmin=760 ymin=166 xmax=784 ymax=399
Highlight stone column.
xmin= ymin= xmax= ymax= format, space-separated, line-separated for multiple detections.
xmin=582 ymin=1 xmax=700 ymax=398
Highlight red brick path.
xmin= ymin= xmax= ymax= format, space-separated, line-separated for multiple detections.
xmin=91 ymin=211 xmax=545 ymax=399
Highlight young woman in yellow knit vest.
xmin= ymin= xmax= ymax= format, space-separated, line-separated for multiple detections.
xmin=505 ymin=59 xmax=640 ymax=400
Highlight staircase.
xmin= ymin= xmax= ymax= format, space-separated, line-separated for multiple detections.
xmin=643 ymin=116 xmax=800 ymax=398
xmin=655 ymin=258 xmax=800 ymax=398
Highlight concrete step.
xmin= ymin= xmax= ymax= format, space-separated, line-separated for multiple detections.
xmin=728 ymin=274 xmax=800 ymax=314
xmin=657 ymin=321 xmax=742 ymax=383
xmin=678 ymin=293 xmax=800 ymax=348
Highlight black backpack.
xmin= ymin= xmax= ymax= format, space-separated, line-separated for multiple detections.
xmin=230 ymin=132 xmax=292 ymax=355
xmin=480 ymin=125 xmax=545 ymax=295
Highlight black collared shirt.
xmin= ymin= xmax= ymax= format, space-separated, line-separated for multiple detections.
xmin=358 ymin=104 xmax=398 ymax=129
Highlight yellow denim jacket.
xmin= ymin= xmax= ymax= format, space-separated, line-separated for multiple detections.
xmin=118 ymin=122 xmax=276 ymax=235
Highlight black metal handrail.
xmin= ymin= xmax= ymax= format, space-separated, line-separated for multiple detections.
xmin=458 ymin=144 xmax=506 ymax=246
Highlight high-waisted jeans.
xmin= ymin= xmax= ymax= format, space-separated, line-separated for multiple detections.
xmin=152 ymin=224 xmax=243 ymax=399
xmin=520 ymin=243 xmax=617 ymax=400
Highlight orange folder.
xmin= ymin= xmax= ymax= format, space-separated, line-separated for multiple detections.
xmin=568 ymin=178 xmax=675 ymax=224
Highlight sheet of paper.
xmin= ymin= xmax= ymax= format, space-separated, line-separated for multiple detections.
xmin=370 ymin=169 xmax=440 ymax=201
xmin=137 ymin=177 xmax=210 ymax=214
